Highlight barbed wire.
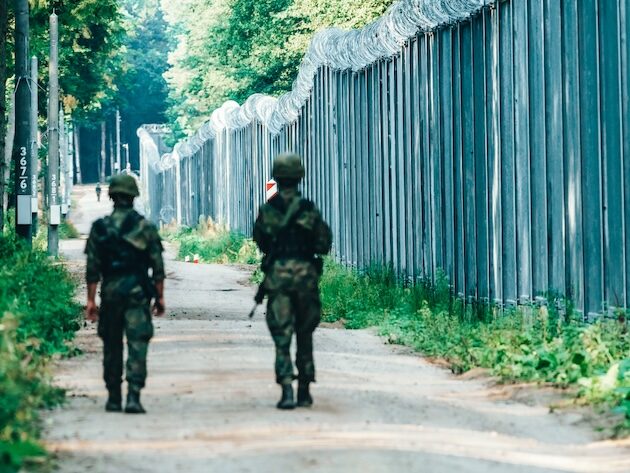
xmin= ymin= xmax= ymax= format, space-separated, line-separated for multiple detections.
xmin=166 ymin=0 xmax=491 ymax=163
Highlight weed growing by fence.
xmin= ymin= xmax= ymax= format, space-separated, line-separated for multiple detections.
xmin=0 ymin=236 xmax=80 ymax=471
xmin=319 ymin=260 xmax=630 ymax=436
xmin=32 ymin=217 xmax=80 ymax=250
xmin=163 ymin=219 xmax=260 ymax=265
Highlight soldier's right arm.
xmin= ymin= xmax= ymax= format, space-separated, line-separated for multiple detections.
xmin=85 ymin=223 xmax=103 ymax=284
xmin=85 ymin=223 xmax=102 ymax=322
xmin=253 ymin=206 xmax=272 ymax=254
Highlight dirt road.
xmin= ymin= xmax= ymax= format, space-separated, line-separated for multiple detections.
xmin=42 ymin=186 xmax=630 ymax=473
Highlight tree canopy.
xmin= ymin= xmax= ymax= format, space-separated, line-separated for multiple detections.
xmin=1 ymin=0 xmax=397 ymax=189
xmin=162 ymin=0 xmax=396 ymax=134
xmin=28 ymin=0 xmax=126 ymax=121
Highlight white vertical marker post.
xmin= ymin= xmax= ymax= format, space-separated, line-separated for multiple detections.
xmin=115 ymin=109 xmax=121 ymax=173
xmin=47 ymin=12 xmax=60 ymax=256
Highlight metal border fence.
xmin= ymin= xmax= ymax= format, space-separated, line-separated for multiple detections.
xmin=140 ymin=0 xmax=630 ymax=319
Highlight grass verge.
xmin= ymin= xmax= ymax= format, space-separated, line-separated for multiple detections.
xmin=161 ymin=219 xmax=260 ymax=265
xmin=0 ymin=235 xmax=81 ymax=471
xmin=320 ymin=260 xmax=630 ymax=437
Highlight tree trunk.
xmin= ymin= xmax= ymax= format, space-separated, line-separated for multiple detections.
xmin=0 ymin=0 xmax=8 ymax=232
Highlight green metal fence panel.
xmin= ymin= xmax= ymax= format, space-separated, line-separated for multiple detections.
xmin=139 ymin=0 xmax=630 ymax=318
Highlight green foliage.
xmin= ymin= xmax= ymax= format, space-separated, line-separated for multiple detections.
xmin=0 ymin=237 xmax=80 ymax=355
xmin=118 ymin=0 xmax=169 ymax=120
xmin=0 ymin=236 xmax=80 ymax=471
xmin=163 ymin=222 xmax=261 ymax=265
xmin=0 ymin=315 xmax=60 ymax=472
xmin=32 ymin=217 xmax=80 ymax=250
xmin=162 ymin=0 xmax=396 ymax=134
xmin=29 ymin=1 xmax=127 ymax=120
xmin=59 ymin=219 xmax=80 ymax=240
xmin=116 ymin=0 xmax=171 ymax=153
xmin=320 ymin=260 xmax=630 ymax=436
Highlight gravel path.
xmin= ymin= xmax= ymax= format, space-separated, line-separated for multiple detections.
xmin=41 ymin=186 xmax=630 ymax=473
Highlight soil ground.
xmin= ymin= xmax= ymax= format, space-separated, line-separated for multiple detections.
xmin=40 ymin=185 xmax=630 ymax=473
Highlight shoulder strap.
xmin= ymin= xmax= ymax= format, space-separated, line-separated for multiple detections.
xmin=120 ymin=210 xmax=143 ymax=236
xmin=279 ymin=196 xmax=302 ymax=230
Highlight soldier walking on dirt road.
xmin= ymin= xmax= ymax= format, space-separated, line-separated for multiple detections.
xmin=253 ymin=153 xmax=332 ymax=409
xmin=85 ymin=176 xmax=166 ymax=414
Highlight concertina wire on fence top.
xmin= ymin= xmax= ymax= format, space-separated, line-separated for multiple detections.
xmin=139 ymin=0 xmax=630 ymax=319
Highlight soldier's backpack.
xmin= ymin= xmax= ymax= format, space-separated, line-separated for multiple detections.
xmin=93 ymin=211 xmax=154 ymax=298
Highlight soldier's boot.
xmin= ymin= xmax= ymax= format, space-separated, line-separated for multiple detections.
xmin=276 ymin=384 xmax=295 ymax=410
xmin=105 ymin=387 xmax=122 ymax=412
xmin=125 ymin=388 xmax=146 ymax=414
xmin=296 ymin=382 xmax=313 ymax=408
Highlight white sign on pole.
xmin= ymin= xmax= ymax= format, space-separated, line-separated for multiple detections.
xmin=50 ymin=205 xmax=61 ymax=225
xmin=266 ymin=179 xmax=278 ymax=201
xmin=17 ymin=195 xmax=31 ymax=224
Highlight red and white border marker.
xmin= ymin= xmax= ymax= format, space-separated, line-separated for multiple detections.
xmin=266 ymin=179 xmax=278 ymax=201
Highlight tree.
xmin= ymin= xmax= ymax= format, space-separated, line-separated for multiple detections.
xmin=26 ymin=1 xmax=126 ymax=184
xmin=114 ymin=0 xmax=170 ymax=170
xmin=162 ymin=0 xmax=396 ymax=135
xmin=29 ymin=1 xmax=126 ymax=120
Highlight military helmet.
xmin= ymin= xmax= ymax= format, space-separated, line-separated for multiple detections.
xmin=108 ymin=174 xmax=139 ymax=197
xmin=272 ymin=153 xmax=305 ymax=180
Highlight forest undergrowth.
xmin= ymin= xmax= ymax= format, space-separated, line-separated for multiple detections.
xmin=0 ymin=219 xmax=80 ymax=472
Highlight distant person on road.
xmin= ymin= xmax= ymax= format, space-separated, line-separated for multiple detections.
xmin=253 ymin=153 xmax=332 ymax=409
xmin=85 ymin=174 xmax=165 ymax=414
xmin=95 ymin=183 xmax=102 ymax=202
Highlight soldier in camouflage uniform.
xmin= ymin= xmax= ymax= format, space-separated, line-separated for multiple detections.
xmin=253 ymin=153 xmax=332 ymax=409
xmin=85 ymin=175 xmax=165 ymax=414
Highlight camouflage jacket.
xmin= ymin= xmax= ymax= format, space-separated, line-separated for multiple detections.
xmin=253 ymin=188 xmax=332 ymax=270
xmin=85 ymin=205 xmax=165 ymax=290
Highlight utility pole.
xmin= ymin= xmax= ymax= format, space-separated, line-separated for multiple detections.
xmin=14 ymin=0 xmax=32 ymax=243
xmin=100 ymin=120 xmax=106 ymax=182
xmin=47 ymin=12 xmax=59 ymax=256
xmin=108 ymin=126 xmax=114 ymax=176
xmin=60 ymin=108 xmax=68 ymax=217
xmin=122 ymin=143 xmax=129 ymax=171
xmin=64 ymin=113 xmax=72 ymax=213
xmin=115 ymin=109 xmax=121 ymax=174
xmin=30 ymin=56 xmax=38 ymax=233
xmin=73 ymin=120 xmax=82 ymax=184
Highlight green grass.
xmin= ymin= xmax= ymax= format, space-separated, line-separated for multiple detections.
xmin=320 ymin=260 xmax=630 ymax=437
xmin=162 ymin=221 xmax=260 ymax=265
xmin=32 ymin=216 xmax=80 ymax=250
xmin=0 ymin=235 xmax=81 ymax=471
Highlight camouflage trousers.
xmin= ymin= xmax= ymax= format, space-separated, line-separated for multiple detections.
xmin=265 ymin=260 xmax=322 ymax=385
xmin=98 ymin=291 xmax=154 ymax=393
